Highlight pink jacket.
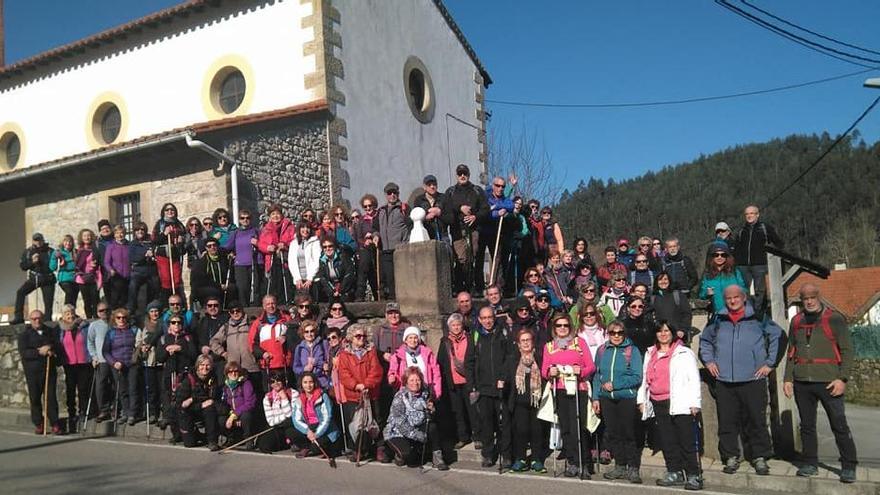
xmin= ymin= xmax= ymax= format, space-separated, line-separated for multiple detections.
xmin=541 ymin=336 xmax=596 ymax=392
xmin=388 ymin=344 xmax=442 ymax=399
xmin=74 ymin=248 xmax=103 ymax=286
xmin=257 ymin=218 xmax=295 ymax=274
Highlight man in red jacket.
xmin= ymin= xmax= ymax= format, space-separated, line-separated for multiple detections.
xmin=248 ymin=294 xmax=291 ymax=385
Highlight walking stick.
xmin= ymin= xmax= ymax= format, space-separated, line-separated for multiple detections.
xmin=42 ymin=355 xmax=51 ymax=435
xmin=278 ymin=251 xmax=289 ymax=304
xmin=112 ymin=368 xmax=121 ymax=435
xmin=168 ymin=236 xmax=176 ymax=296
xmin=339 ymin=402 xmax=349 ymax=453
xmin=81 ymin=369 xmax=96 ymax=435
xmin=489 ymin=215 xmax=505 ymax=287
xmin=222 ymin=260 xmax=232 ymax=309
xmin=144 ymin=365 xmax=151 ymax=439
xmin=313 ymin=439 xmax=338 ymax=468
xmin=250 ymin=246 xmax=258 ymax=305
xmin=694 ymin=415 xmax=703 ymax=476
xmin=574 ymin=378 xmax=584 ymax=480
xmin=498 ymin=401 xmax=504 ymax=475
xmin=266 ymin=253 xmax=274 ymax=298
xmin=355 ymin=392 xmax=367 ymax=467
xmin=374 ymin=244 xmax=382 ymax=302
xmin=218 ymin=426 xmax=275 ymax=454
xmin=419 ymin=405 xmax=432 ymax=474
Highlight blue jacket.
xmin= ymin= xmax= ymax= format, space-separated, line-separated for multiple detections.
xmin=592 ymin=337 xmax=643 ymax=400
xmin=291 ymin=391 xmax=339 ymax=442
xmin=698 ymin=270 xmax=746 ymax=312
xmin=481 ymin=188 xmax=514 ymax=237
xmin=699 ymin=303 xmax=782 ymax=383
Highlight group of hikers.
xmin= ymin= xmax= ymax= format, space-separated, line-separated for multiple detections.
xmin=13 ymin=167 xmax=860 ymax=488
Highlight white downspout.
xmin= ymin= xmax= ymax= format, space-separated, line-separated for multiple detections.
xmin=185 ymin=133 xmax=240 ymax=220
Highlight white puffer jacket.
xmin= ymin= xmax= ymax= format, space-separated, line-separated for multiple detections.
xmin=637 ymin=343 xmax=701 ymax=419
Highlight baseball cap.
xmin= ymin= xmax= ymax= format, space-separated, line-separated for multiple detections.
xmin=715 ymin=222 xmax=730 ymax=232
xmin=384 ymin=182 xmax=399 ymax=194
xmin=618 ymin=238 xmax=629 ymax=247
xmin=385 ymin=301 xmax=401 ymax=313
xmin=423 ymin=174 xmax=437 ymax=185
xmin=32 ymin=233 xmax=45 ymax=241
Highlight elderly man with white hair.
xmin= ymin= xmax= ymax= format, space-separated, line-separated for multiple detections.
xmin=699 ymin=284 xmax=782 ymax=476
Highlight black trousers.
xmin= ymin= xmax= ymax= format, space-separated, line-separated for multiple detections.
xmin=715 ymin=379 xmax=772 ymax=461
xmin=63 ymin=364 xmax=93 ymax=417
xmin=355 ymin=247 xmax=378 ymax=301
xmin=80 ymin=283 xmax=100 ymax=319
xmin=380 ymin=250 xmax=396 ymax=300
xmin=476 ymin=229 xmax=511 ymax=293
xmin=14 ymin=276 xmax=54 ymax=321
xmin=793 ymin=381 xmax=858 ymax=469
xmin=95 ymin=363 xmax=113 ymax=414
xmin=555 ymin=390 xmax=589 ymax=465
xmin=446 ymin=383 xmax=473 ymax=442
xmin=233 ymin=265 xmax=263 ymax=307
xmin=59 ymin=282 xmax=79 ymax=307
xmin=142 ymin=366 xmax=160 ymax=419
xmin=219 ymin=410 xmax=255 ymax=441
xmin=386 ymin=421 xmax=440 ymax=464
xmin=24 ymin=363 xmax=58 ymax=426
xmin=478 ymin=395 xmax=510 ymax=461
xmin=127 ymin=269 xmax=159 ymax=314
xmin=160 ymin=369 xmax=180 ymax=437
xmin=511 ymin=400 xmax=547 ymax=463
xmin=108 ymin=275 xmax=129 ymax=310
xmin=112 ymin=365 xmax=141 ymax=418
xmin=600 ymin=397 xmax=640 ymax=468
xmin=179 ymin=404 xmax=218 ymax=447
xmin=289 ymin=424 xmax=338 ymax=455
xmin=652 ymin=399 xmax=700 ymax=476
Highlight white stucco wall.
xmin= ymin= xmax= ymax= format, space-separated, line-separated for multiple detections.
xmin=334 ymin=0 xmax=486 ymax=203
xmin=0 ymin=0 xmax=317 ymax=169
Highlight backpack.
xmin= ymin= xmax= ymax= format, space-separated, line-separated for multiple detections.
xmin=787 ymin=308 xmax=841 ymax=365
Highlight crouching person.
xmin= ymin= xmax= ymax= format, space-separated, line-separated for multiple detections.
xmin=290 ymin=372 xmax=340 ymax=458
xmin=384 ymin=367 xmax=449 ymax=470
xmin=261 ymin=371 xmax=298 ymax=452
xmin=219 ymin=361 xmax=257 ymax=450
xmin=177 ymin=354 xmax=221 ymax=450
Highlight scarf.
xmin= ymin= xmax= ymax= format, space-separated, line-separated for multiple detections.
xmin=325 ymin=315 xmax=350 ymax=329
xmin=515 ymin=351 xmax=542 ymax=407
xmin=446 ymin=331 xmax=467 ymax=376
xmin=553 ymin=335 xmax=573 ymax=350
xmin=299 ymin=388 xmax=323 ymax=424
xmin=226 ymin=376 xmax=243 ymax=390
xmin=579 ymin=324 xmax=606 ymax=348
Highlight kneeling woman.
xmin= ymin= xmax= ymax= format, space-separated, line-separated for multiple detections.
xmin=219 ymin=361 xmax=257 ymax=450
xmin=383 ymin=367 xmax=449 ymax=470
xmin=177 ymin=354 xmax=221 ymax=450
xmin=290 ymin=372 xmax=340 ymax=458
xmin=637 ymin=321 xmax=702 ymax=490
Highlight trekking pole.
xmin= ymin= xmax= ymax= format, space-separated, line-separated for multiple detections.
xmin=42 ymin=355 xmax=51 ymax=436
xmin=313 ymin=439 xmax=338 ymax=468
xmin=266 ymin=253 xmax=274 ymax=298
xmin=112 ymin=368 xmax=121 ymax=435
xmin=498 ymin=400 xmax=504 ymax=475
xmin=250 ymin=245 xmax=257 ymax=305
xmin=355 ymin=393 xmax=366 ymax=467
xmin=375 ymin=244 xmax=382 ymax=302
xmin=420 ymin=396 xmax=433 ymax=474
xmin=489 ymin=215 xmax=505 ymax=287
xmin=574 ymin=376 xmax=584 ymax=480
xmin=339 ymin=402 xmax=349 ymax=453
xmin=168 ymin=237 xmax=176 ymax=296
xmin=222 ymin=260 xmax=232 ymax=309
xmin=81 ymin=369 xmax=96 ymax=436
xmin=278 ymin=252 xmax=289 ymax=304
xmin=693 ymin=414 xmax=703 ymax=476
xmin=218 ymin=426 xmax=275 ymax=454
xmin=144 ymin=365 xmax=151 ymax=439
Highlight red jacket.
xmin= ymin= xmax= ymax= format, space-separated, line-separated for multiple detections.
xmin=248 ymin=311 xmax=292 ymax=369
xmin=337 ymin=345 xmax=383 ymax=403
xmin=258 ymin=218 xmax=295 ymax=274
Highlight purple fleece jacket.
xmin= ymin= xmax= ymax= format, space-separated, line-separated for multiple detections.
xmin=103 ymin=241 xmax=131 ymax=279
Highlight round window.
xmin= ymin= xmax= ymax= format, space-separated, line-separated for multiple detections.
xmin=1 ymin=132 xmax=22 ymax=170
xmin=403 ymin=56 xmax=435 ymax=124
xmin=219 ymin=70 xmax=246 ymax=114
xmin=100 ymin=105 xmax=121 ymax=144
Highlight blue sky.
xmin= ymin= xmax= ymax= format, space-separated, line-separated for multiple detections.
xmin=5 ymin=1 xmax=880 ymax=191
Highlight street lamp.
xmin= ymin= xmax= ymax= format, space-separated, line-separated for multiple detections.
xmin=865 ymin=77 xmax=880 ymax=89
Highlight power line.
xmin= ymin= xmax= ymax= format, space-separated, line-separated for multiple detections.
xmin=763 ymin=95 xmax=880 ymax=209
xmin=485 ymin=68 xmax=877 ymax=109
xmin=716 ymin=0 xmax=880 ymax=67
xmin=739 ymin=0 xmax=880 ymax=57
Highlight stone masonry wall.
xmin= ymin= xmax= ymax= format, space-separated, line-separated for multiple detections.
xmin=847 ymin=358 xmax=880 ymax=406
xmin=224 ymin=120 xmax=330 ymax=219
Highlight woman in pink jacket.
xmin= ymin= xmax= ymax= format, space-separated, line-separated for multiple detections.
xmin=75 ymin=228 xmax=103 ymax=318
xmin=541 ymin=313 xmax=596 ymax=479
xmin=387 ymin=326 xmax=442 ymax=399
xmin=258 ymin=203 xmax=295 ymax=304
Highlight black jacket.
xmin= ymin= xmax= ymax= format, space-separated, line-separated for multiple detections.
xmin=129 ymin=238 xmax=157 ymax=274
xmin=190 ymin=255 xmax=232 ymax=295
xmin=413 ymin=191 xmax=449 ymax=241
xmin=155 ymin=332 xmax=197 ymax=375
xmin=18 ymin=324 xmax=62 ymax=371
xmin=506 ymin=349 xmax=543 ymax=410
xmin=194 ymin=315 xmax=227 ymax=354
xmin=20 ymin=244 xmax=55 ymax=279
xmin=443 ymin=181 xmax=489 ymax=241
xmin=175 ymin=370 xmax=219 ymax=405
xmin=437 ymin=333 xmax=475 ymax=391
xmin=469 ymin=327 xmax=509 ymax=397
xmin=651 ymin=290 xmax=693 ymax=333
xmin=734 ymin=221 xmax=783 ymax=266
xmin=622 ymin=313 xmax=656 ymax=355
xmin=316 ymin=250 xmax=356 ymax=300
xmin=659 ymin=252 xmax=698 ymax=293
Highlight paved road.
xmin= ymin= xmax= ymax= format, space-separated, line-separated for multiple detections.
xmin=0 ymin=430 xmax=778 ymax=495
xmin=817 ymin=402 xmax=879 ymax=467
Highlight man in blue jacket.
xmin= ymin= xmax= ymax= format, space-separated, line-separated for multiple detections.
xmin=699 ymin=284 xmax=782 ymax=476
xmin=477 ymin=176 xmax=514 ymax=294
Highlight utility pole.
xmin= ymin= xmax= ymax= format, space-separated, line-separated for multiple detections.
xmin=0 ymin=0 xmax=5 ymax=67
xmin=865 ymin=77 xmax=880 ymax=89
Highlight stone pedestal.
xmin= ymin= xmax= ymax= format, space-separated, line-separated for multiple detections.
xmin=393 ymin=240 xmax=452 ymax=350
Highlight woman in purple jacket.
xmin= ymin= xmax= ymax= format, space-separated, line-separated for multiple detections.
xmin=223 ymin=208 xmax=263 ymax=306
xmin=220 ymin=361 xmax=257 ymax=449
xmin=292 ymin=320 xmax=329 ymax=389
xmin=102 ymin=308 xmax=140 ymax=425
xmin=103 ymin=225 xmax=130 ymax=310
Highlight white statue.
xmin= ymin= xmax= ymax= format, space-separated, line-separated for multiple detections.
xmin=409 ymin=206 xmax=430 ymax=243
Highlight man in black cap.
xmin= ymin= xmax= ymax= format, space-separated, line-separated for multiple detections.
xmin=13 ymin=233 xmax=56 ymax=324
xmin=443 ymin=164 xmax=489 ymax=294
xmin=372 ymin=182 xmax=412 ymax=300
xmin=413 ymin=174 xmax=449 ymax=242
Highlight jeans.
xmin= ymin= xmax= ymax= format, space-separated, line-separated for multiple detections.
xmin=739 ymin=264 xmax=769 ymax=315
xmin=793 ymin=381 xmax=858 ymax=469
xmin=14 ymin=275 xmax=55 ymax=321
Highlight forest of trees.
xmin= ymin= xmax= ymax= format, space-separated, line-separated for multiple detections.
xmin=555 ymin=132 xmax=880 ymax=269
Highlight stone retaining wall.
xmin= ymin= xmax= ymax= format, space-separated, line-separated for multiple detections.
xmin=847 ymin=359 xmax=880 ymax=406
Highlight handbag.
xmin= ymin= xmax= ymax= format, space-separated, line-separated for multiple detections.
xmin=584 ymin=381 xmax=601 ymax=433
xmin=536 ymin=382 xmax=556 ymax=423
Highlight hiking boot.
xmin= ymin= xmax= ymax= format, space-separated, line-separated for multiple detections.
xmin=127 ymin=417 xmax=137 ymax=426
xmin=481 ymin=456 xmax=496 ymax=468
xmin=432 ymin=450 xmax=449 ymax=471
xmin=34 ymin=424 xmax=44 ymax=435
xmin=473 ymin=440 xmax=483 ymax=450
xmin=752 ymin=457 xmax=770 ymax=476
xmin=796 ymin=465 xmax=818 ymax=477
xmin=207 ymin=442 xmax=221 ymax=452
xmin=51 ymin=423 xmax=64 ymax=435
xmin=564 ymin=460 xmax=580 ymax=478
xmin=511 ymin=459 xmax=528 ymax=472
xmin=656 ymin=470 xmax=685 ymax=486
xmin=500 ymin=457 xmax=512 ymax=470
xmin=604 ymin=464 xmax=628 ymax=480
xmin=627 ymin=466 xmax=643 ymax=484
xmin=599 ymin=449 xmax=612 ymax=465
xmin=95 ymin=412 xmax=110 ymax=423
xmin=295 ymin=448 xmax=311 ymax=458
xmin=531 ymin=460 xmax=547 ymax=473
xmin=722 ymin=456 xmax=740 ymax=474
xmin=684 ymin=474 xmax=704 ymax=491
xmin=840 ymin=468 xmax=856 ymax=484
xmin=377 ymin=447 xmax=391 ymax=463
xmin=67 ymin=416 xmax=79 ymax=434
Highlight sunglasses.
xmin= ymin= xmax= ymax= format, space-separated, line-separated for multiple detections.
xmin=492 ymin=183 xmax=504 ymax=188
xmin=554 ymin=323 xmax=571 ymax=328
xmin=537 ymin=297 xmax=550 ymax=303
xmin=457 ymin=172 xmax=469 ymax=177
xmin=608 ymin=331 xmax=625 ymax=336
xmin=206 ymin=303 xmax=219 ymax=308
xmin=330 ymin=306 xmax=343 ymax=311
xmin=712 ymin=252 xmax=729 ymax=258
xmin=362 ymin=204 xmax=375 ymax=209
xmin=189 ymin=223 xmax=200 ymax=228
xmin=352 ymin=334 xmax=365 ymax=339
xmin=298 ymin=304 xmax=310 ymax=308
xmin=583 ymin=288 xmax=596 ymax=293
xmin=217 ymin=214 xmax=228 ymax=219
xmin=322 ymin=244 xmax=335 ymax=249
xmin=527 ymin=273 xmax=540 ymax=278
xmin=351 ymin=215 xmax=360 ymax=220
xmin=229 ymin=308 xmax=243 ymax=314
xmin=169 ymin=321 xmax=182 ymax=325
xmin=203 ymin=222 xmax=213 ymax=226
xmin=114 ymin=316 xmax=127 ymax=320
xmin=239 ymin=216 xmax=250 ymax=221
xmin=517 ymin=307 xmax=530 ymax=312
xmin=169 ymin=302 xmax=181 ymax=307
xmin=386 ymin=190 xmax=399 ymax=195
xmin=302 ymin=329 xmax=315 ymax=334
xmin=636 ymin=259 xmax=648 ymax=263
xmin=583 ymin=311 xmax=597 ymax=317
xmin=630 ymin=304 xmax=644 ymax=309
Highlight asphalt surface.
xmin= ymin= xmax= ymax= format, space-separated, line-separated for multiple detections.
xmin=817 ymin=402 xmax=879 ymax=467
xmin=0 ymin=430 xmax=775 ymax=495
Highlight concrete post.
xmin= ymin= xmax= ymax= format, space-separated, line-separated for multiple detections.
xmin=393 ymin=240 xmax=453 ymax=350
xmin=767 ymin=252 xmax=800 ymax=458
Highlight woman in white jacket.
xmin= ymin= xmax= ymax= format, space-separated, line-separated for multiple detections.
xmin=288 ymin=222 xmax=322 ymax=297
xmin=637 ymin=321 xmax=702 ymax=491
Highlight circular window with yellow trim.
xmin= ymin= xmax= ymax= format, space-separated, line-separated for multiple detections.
xmin=0 ymin=130 xmax=23 ymax=171
xmin=91 ymin=102 xmax=123 ymax=146
xmin=403 ymin=56 xmax=435 ymax=124
xmin=211 ymin=67 xmax=247 ymax=115
xmin=202 ymin=55 xmax=254 ymax=119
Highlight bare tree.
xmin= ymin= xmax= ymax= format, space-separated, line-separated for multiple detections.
xmin=487 ymin=121 xmax=565 ymax=205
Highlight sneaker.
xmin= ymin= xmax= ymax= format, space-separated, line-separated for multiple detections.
xmin=207 ymin=442 xmax=221 ymax=452
xmin=604 ymin=464 xmax=628 ymax=480
xmin=95 ymin=412 xmax=111 ymax=423
xmin=531 ymin=460 xmax=547 ymax=473
xmin=599 ymin=449 xmax=612 ymax=465
xmin=656 ymin=470 xmax=686 ymax=487
xmin=840 ymin=468 xmax=856 ymax=484
xmin=501 ymin=457 xmax=512 ymax=470
xmin=564 ymin=460 xmax=580 ymax=478
xmin=127 ymin=417 xmax=137 ymax=426
xmin=432 ymin=451 xmax=449 ymax=471
xmin=684 ymin=474 xmax=704 ymax=491
xmin=473 ymin=440 xmax=483 ymax=450
xmin=51 ymin=423 xmax=64 ymax=435
xmin=295 ymin=448 xmax=311 ymax=458
xmin=34 ymin=424 xmax=44 ymax=435
xmin=796 ymin=465 xmax=818 ymax=477
xmin=511 ymin=460 xmax=528 ymax=472
xmin=481 ymin=456 xmax=496 ymax=468
xmin=752 ymin=457 xmax=770 ymax=476
xmin=627 ymin=466 xmax=643 ymax=484
xmin=377 ymin=447 xmax=391 ymax=464
xmin=722 ymin=456 xmax=740 ymax=474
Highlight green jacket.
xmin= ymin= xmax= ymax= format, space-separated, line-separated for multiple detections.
xmin=783 ymin=306 xmax=854 ymax=383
